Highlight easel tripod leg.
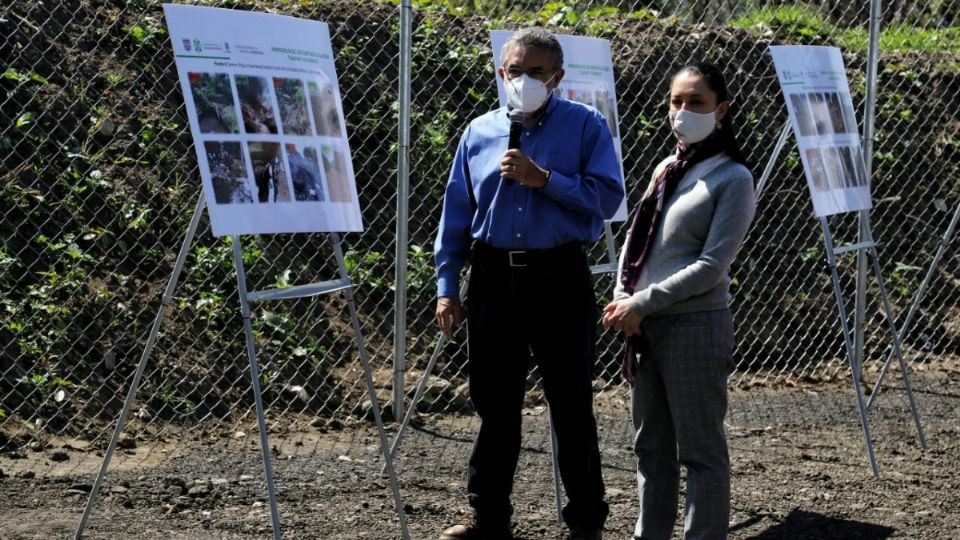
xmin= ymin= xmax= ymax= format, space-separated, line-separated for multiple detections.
xmin=820 ymin=218 xmax=879 ymax=477
xmin=75 ymin=193 xmax=206 ymax=539
xmin=867 ymin=249 xmax=927 ymax=449
xmin=231 ymin=235 xmax=282 ymax=540
xmin=868 ymin=200 xmax=960 ymax=410
xmin=382 ymin=273 xmax=470 ymax=475
xmin=331 ymin=233 xmax=411 ymax=540
xmin=382 ymin=328 xmax=446 ymax=475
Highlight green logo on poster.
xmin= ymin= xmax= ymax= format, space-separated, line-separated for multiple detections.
xmin=193 ymin=38 xmax=202 ymax=53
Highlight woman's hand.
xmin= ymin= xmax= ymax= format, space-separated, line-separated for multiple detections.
xmin=602 ymin=299 xmax=643 ymax=336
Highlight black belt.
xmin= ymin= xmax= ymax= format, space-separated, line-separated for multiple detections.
xmin=472 ymin=241 xmax=584 ymax=268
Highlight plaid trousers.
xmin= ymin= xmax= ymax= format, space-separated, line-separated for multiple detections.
xmin=631 ymin=309 xmax=734 ymax=540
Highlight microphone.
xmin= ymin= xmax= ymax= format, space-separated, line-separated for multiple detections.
xmin=507 ymin=109 xmax=524 ymax=184
xmin=508 ymin=109 xmax=524 ymax=150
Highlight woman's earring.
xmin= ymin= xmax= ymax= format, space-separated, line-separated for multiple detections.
xmin=717 ymin=121 xmax=723 ymax=129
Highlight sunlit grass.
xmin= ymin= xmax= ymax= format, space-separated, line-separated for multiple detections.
xmin=729 ymin=4 xmax=960 ymax=55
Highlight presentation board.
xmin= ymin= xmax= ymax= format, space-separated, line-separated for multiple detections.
xmin=164 ymin=4 xmax=362 ymax=235
xmin=771 ymin=45 xmax=872 ymax=217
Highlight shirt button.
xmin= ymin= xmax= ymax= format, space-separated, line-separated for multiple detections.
xmin=517 ymin=206 xmax=523 ymax=211
xmin=525 ymin=132 xmax=530 ymax=136
xmin=538 ymin=122 xmax=542 ymax=126
xmin=516 ymin=233 xmax=522 ymax=238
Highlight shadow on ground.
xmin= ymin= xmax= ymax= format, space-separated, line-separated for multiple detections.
xmin=745 ymin=509 xmax=895 ymax=539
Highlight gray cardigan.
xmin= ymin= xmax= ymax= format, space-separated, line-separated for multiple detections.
xmin=613 ymin=153 xmax=756 ymax=319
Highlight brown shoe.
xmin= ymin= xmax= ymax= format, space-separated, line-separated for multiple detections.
xmin=439 ymin=514 xmax=512 ymax=540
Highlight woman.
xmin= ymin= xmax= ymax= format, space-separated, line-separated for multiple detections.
xmin=602 ymin=62 xmax=756 ymax=540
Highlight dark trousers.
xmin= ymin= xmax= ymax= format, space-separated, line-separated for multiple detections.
xmin=465 ymin=242 xmax=608 ymax=530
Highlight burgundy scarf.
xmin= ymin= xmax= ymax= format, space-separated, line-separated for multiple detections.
xmin=619 ymin=135 xmax=725 ymax=384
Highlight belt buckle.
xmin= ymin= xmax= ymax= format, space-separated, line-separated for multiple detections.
xmin=508 ymin=250 xmax=527 ymax=267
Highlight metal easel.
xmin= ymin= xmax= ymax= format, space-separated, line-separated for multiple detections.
xmin=75 ymin=192 xmax=411 ymax=540
xmin=867 ymin=199 xmax=960 ymax=408
xmin=755 ymin=121 xmax=926 ymax=478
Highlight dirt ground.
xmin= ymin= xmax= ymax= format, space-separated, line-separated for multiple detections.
xmin=1 ymin=365 xmax=958 ymax=540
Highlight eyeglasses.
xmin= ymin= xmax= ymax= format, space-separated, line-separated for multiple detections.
xmin=504 ymin=68 xmax=555 ymax=81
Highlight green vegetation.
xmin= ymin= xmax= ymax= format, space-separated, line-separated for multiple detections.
xmin=379 ymin=0 xmax=657 ymax=36
xmin=155 ymin=382 xmax=197 ymax=415
xmin=2 ymin=0 xmax=959 ymax=434
xmin=406 ymin=245 xmax=434 ymax=295
xmin=124 ymin=16 xmax=166 ymax=49
xmin=344 ymin=249 xmax=387 ymax=289
xmin=730 ymin=4 xmax=960 ymax=54
xmin=890 ymin=261 xmax=922 ymax=298
xmin=3 ymin=69 xmax=51 ymax=86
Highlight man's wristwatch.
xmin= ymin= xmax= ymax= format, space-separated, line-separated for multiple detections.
xmin=540 ymin=169 xmax=551 ymax=189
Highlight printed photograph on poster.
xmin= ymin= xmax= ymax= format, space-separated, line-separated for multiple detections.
xmin=820 ymin=146 xmax=845 ymax=189
xmin=236 ymin=75 xmax=279 ymax=135
xmin=824 ymin=92 xmax=848 ymax=134
xmin=789 ymin=94 xmax=816 ymax=136
xmin=205 ymin=141 xmax=252 ymax=204
xmin=563 ymin=84 xmax=595 ymax=107
xmin=248 ymin=142 xmax=291 ymax=203
xmin=490 ymin=29 xmax=627 ymax=221
xmin=838 ymin=146 xmax=859 ymax=188
xmin=273 ymin=77 xmax=311 ymax=136
xmin=308 ymin=76 xmax=342 ymax=137
xmin=593 ymin=84 xmax=619 ymax=138
xmin=285 ymin=143 xmax=325 ymax=201
xmin=803 ymin=148 xmax=829 ymax=192
xmin=841 ymin=95 xmax=859 ymax=133
xmin=320 ymin=144 xmax=352 ymax=202
xmin=810 ymin=93 xmax=834 ymax=135
xmin=188 ymin=72 xmax=239 ymax=134
xmin=770 ymin=45 xmax=872 ymax=217
xmin=791 ymin=92 xmax=859 ymax=137
xmin=165 ymin=4 xmax=364 ymax=234
xmin=840 ymin=145 xmax=868 ymax=187
xmin=803 ymin=145 xmax=868 ymax=192
xmin=558 ymin=80 xmax=619 ymax=139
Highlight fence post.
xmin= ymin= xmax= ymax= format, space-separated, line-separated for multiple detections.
xmin=393 ymin=0 xmax=414 ymax=420
xmin=856 ymin=0 xmax=883 ymax=377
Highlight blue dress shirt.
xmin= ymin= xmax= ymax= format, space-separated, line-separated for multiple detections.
xmin=435 ymin=96 xmax=624 ymax=298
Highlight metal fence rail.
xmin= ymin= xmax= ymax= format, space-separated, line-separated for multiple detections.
xmin=1 ymin=0 xmax=958 ymax=456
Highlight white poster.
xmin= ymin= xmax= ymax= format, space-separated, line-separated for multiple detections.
xmin=490 ymin=30 xmax=628 ymax=222
xmin=770 ymin=45 xmax=872 ymax=217
xmin=163 ymin=4 xmax=362 ymax=236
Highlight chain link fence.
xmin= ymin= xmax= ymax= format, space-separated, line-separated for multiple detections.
xmin=2 ymin=0 xmax=958 ymax=470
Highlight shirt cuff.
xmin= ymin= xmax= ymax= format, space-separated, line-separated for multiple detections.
xmin=437 ymin=274 xmax=460 ymax=299
xmin=538 ymin=169 xmax=572 ymax=199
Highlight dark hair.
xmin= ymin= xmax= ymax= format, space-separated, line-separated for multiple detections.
xmin=502 ymin=28 xmax=564 ymax=71
xmin=674 ymin=62 xmax=750 ymax=167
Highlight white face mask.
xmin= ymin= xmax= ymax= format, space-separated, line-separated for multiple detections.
xmin=669 ymin=109 xmax=719 ymax=145
xmin=505 ymin=74 xmax=554 ymax=113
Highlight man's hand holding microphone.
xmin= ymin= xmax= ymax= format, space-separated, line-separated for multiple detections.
xmin=500 ymin=109 xmax=550 ymax=188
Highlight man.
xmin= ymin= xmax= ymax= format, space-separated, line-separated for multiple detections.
xmin=252 ymin=142 xmax=282 ymax=203
xmin=434 ymin=28 xmax=624 ymax=540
